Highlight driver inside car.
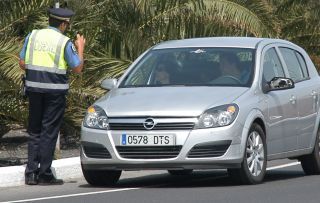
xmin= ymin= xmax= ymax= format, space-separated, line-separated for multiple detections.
xmin=210 ymin=52 xmax=242 ymax=85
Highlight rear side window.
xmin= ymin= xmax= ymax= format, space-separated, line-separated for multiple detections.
xmin=262 ymin=48 xmax=285 ymax=82
xmin=295 ymin=52 xmax=309 ymax=78
xmin=279 ymin=47 xmax=305 ymax=82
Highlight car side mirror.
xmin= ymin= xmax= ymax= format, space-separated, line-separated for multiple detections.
xmin=101 ymin=79 xmax=117 ymax=90
xmin=263 ymin=77 xmax=294 ymax=93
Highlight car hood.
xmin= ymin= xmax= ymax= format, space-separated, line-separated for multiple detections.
xmin=95 ymin=86 xmax=248 ymax=117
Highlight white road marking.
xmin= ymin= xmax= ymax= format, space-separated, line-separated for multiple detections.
xmin=3 ymin=161 xmax=301 ymax=203
xmin=2 ymin=188 xmax=140 ymax=203
xmin=267 ymin=162 xmax=300 ymax=171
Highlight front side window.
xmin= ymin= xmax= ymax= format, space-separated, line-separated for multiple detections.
xmin=279 ymin=47 xmax=304 ymax=82
xmin=120 ymin=48 xmax=255 ymax=87
xmin=262 ymin=48 xmax=285 ymax=82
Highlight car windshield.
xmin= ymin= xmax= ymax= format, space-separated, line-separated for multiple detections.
xmin=120 ymin=47 xmax=255 ymax=87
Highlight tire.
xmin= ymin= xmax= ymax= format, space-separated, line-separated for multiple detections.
xmin=299 ymin=127 xmax=320 ymax=175
xmin=228 ymin=123 xmax=267 ymax=185
xmin=81 ymin=164 xmax=122 ymax=186
xmin=168 ymin=169 xmax=193 ymax=176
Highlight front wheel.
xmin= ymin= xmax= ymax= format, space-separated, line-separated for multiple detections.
xmin=228 ymin=123 xmax=267 ymax=184
xmin=81 ymin=164 xmax=122 ymax=186
xmin=299 ymin=127 xmax=320 ymax=175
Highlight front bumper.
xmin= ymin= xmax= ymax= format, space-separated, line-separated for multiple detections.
xmin=81 ymin=122 xmax=245 ymax=171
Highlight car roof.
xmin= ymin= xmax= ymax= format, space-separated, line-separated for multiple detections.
xmin=152 ymin=37 xmax=293 ymax=50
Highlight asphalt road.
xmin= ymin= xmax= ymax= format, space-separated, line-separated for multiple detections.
xmin=1 ymin=159 xmax=320 ymax=203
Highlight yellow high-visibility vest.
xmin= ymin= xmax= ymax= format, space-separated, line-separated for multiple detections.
xmin=25 ymin=28 xmax=70 ymax=92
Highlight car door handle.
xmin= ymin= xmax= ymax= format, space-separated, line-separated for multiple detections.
xmin=311 ymin=90 xmax=317 ymax=99
xmin=289 ymin=95 xmax=296 ymax=104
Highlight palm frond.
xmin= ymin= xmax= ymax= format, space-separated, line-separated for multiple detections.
xmin=0 ymin=88 xmax=28 ymax=126
xmin=0 ymin=0 xmax=51 ymax=35
xmin=196 ymin=0 xmax=276 ymax=37
xmin=0 ymin=37 xmax=23 ymax=84
xmin=64 ymin=0 xmax=110 ymax=52
xmin=85 ymin=55 xmax=132 ymax=82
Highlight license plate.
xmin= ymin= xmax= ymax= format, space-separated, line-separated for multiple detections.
xmin=121 ymin=134 xmax=175 ymax=146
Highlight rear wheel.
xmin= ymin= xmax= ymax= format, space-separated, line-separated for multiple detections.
xmin=168 ymin=169 xmax=193 ymax=176
xmin=228 ymin=123 xmax=267 ymax=184
xmin=81 ymin=164 xmax=122 ymax=186
xmin=299 ymin=128 xmax=320 ymax=175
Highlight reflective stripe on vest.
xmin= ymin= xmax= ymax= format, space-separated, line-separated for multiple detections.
xmin=25 ymin=81 xmax=69 ymax=90
xmin=26 ymin=64 xmax=67 ymax=74
xmin=25 ymin=29 xmax=70 ymax=93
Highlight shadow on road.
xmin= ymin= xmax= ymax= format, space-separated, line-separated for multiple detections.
xmin=79 ymin=169 xmax=306 ymax=189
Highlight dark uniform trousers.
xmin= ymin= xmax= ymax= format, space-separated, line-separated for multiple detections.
xmin=25 ymin=91 xmax=66 ymax=176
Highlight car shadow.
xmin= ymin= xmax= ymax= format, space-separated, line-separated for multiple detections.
xmin=79 ymin=169 xmax=306 ymax=189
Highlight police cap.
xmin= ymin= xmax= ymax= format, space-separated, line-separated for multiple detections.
xmin=48 ymin=8 xmax=75 ymax=22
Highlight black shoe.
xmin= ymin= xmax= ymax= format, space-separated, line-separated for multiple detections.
xmin=38 ymin=175 xmax=64 ymax=185
xmin=25 ymin=173 xmax=38 ymax=185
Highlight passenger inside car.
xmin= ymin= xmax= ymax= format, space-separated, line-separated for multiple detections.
xmin=153 ymin=62 xmax=174 ymax=85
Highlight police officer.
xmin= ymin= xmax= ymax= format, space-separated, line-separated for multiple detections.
xmin=19 ymin=7 xmax=86 ymax=185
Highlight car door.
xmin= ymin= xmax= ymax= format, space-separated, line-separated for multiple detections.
xmin=261 ymin=46 xmax=298 ymax=155
xmin=278 ymin=47 xmax=318 ymax=149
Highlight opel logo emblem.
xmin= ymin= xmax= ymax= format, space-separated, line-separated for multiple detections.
xmin=143 ymin=118 xmax=156 ymax=130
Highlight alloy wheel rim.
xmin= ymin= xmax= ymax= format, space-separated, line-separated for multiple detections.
xmin=246 ymin=131 xmax=264 ymax=177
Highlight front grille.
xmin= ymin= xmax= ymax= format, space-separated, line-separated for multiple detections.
xmin=82 ymin=142 xmax=112 ymax=159
xmin=109 ymin=122 xmax=194 ymax=130
xmin=116 ymin=146 xmax=182 ymax=159
xmin=187 ymin=141 xmax=231 ymax=158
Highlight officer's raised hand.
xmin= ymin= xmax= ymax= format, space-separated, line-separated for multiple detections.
xmin=72 ymin=34 xmax=86 ymax=73
xmin=75 ymin=34 xmax=86 ymax=53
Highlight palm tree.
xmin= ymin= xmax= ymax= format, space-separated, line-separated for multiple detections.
xmin=0 ymin=0 xmax=53 ymax=136
xmin=278 ymin=0 xmax=320 ymax=68
xmin=0 ymin=0 xmax=319 ymax=137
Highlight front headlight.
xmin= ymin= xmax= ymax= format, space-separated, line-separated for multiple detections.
xmin=195 ymin=104 xmax=239 ymax=129
xmin=83 ymin=105 xmax=109 ymax=130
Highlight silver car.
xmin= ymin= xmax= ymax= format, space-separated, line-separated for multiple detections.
xmin=81 ymin=37 xmax=320 ymax=185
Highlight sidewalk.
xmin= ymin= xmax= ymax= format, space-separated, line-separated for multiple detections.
xmin=0 ymin=129 xmax=82 ymax=187
xmin=0 ymin=157 xmax=82 ymax=187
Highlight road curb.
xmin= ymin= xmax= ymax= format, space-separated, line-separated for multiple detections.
xmin=0 ymin=157 xmax=81 ymax=188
